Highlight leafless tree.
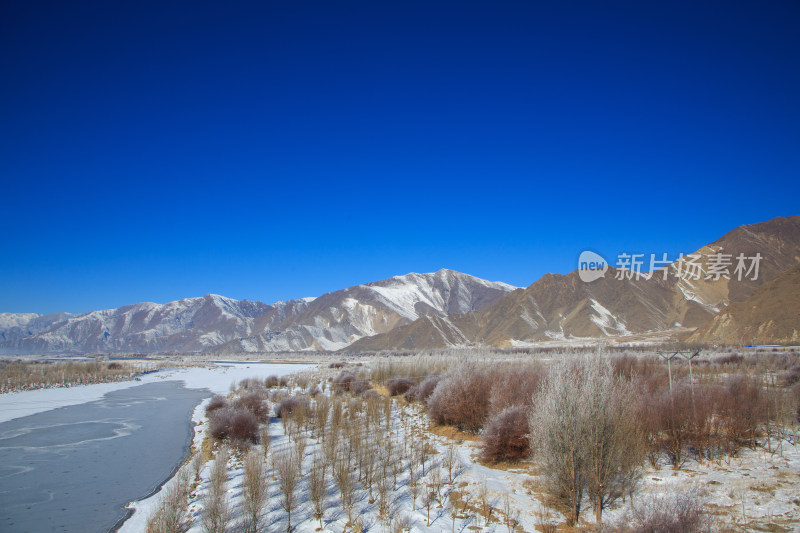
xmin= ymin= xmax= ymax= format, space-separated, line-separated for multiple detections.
xmin=314 ymin=395 xmax=330 ymax=440
xmin=275 ymin=447 xmax=299 ymax=531
xmin=334 ymin=450 xmax=357 ymax=525
xmin=529 ymin=356 xmax=643 ymax=525
xmin=242 ymin=450 xmax=269 ymax=533
xmin=146 ymin=468 xmax=191 ymax=533
xmin=429 ymin=464 xmax=443 ymax=502
xmin=202 ymin=447 xmax=230 ymax=533
xmin=478 ymin=481 xmax=492 ymax=526
xmin=408 ymin=469 xmax=420 ymax=511
xmin=376 ymin=464 xmax=391 ymax=519
xmin=443 ymin=443 xmax=457 ymax=483
xmin=259 ymin=425 xmax=270 ymax=462
xmin=502 ymin=491 xmax=518 ymax=533
xmin=309 ymin=452 xmax=327 ymax=530
xmin=292 ymin=432 xmax=306 ymax=475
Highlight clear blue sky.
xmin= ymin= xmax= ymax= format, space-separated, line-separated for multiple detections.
xmin=1 ymin=1 xmax=798 ymax=314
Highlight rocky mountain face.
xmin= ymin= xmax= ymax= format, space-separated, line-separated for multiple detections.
xmin=688 ymin=263 xmax=800 ymax=346
xmin=0 ymin=270 xmax=516 ymax=354
xmin=213 ymin=269 xmax=518 ymax=352
xmin=348 ymin=216 xmax=800 ymax=351
xmin=0 ymin=295 xmax=274 ymax=354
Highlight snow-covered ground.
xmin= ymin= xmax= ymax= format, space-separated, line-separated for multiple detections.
xmin=130 ymin=379 xmax=800 ymax=532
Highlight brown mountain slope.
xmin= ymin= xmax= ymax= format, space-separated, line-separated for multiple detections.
xmin=688 ymin=263 xmax=800 ymax=345
xmin=347 ymin=215 xmax=800 ymax=351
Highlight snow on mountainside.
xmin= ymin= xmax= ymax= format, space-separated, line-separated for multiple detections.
xmin=0 ymin=295 xmax=272 ymax=355
xmin=0 ymin=270 xmax=518 ymax=354
xmin=213 ymin=269 xmax=519 ymax=352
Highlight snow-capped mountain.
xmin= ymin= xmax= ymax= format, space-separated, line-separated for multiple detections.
xmin=0 ymin=295 xmax=278 ymax=354
xmin=349 ymin=216 xmax=800 ymax=350
xmin=214 ymin=269 xmax=518 ymax=352
xmin=0 ymin=270 xmax=517 ymax=354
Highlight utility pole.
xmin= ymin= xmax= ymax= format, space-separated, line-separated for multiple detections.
xmin=657 ymin=351 xmax=679 ymax=394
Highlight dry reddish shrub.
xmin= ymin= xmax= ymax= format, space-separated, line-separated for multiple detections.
xmin=206 ymin=395 xmax=228 ymax=415
xmin=480 ymin=406 xmax=530 ymax=462
xmin=652 ymin=385 xmax=695 ymax=467
xmin=276 ymin=396 xmax=310 ymax=419
xmin=613 ymin=355 xmax=668 ymax=394
xmin=386 ymin=377 xmax=415 ymax=396
xmin=234 ymin=391 xmax=270 ymax=422
xmin=405 ymin=374 xmax=440 ymax=403
xmin=332 ymin=371 xmax=371 ymax=394
xmin=209 ymin=406 xmax=259 ymax=444
xmin=427 ymin=365 xmax=493 ymax=433
xmin=781 ymin=365 xmax=800 ymax=387
xmin=714 ymin=353 xmax=744 ymax=366
xmin=264 ymin=375 xmax=280 ymax=388
xmin=717 ymin=375 xmax=767 ymax=449
xmin=238 ymin=377 xmax=262 ymax=390
xmin=488 ymin=366 xmax=544 ymax=415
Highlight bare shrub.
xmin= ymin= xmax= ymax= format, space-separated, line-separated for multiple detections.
xmin=481 ymin=406 xmax=530 ymax=462
xmin=238 ymin=377 xmax=262 ymax=390
xmin=333 ymin=370 xmax=358 ymax=391
xmin=264 ymin=375 xmax=280 ymax=388
xmin=719 ymin=375 xmax=767 ymax=449
xmin=405 ymin=374 xmax=440 ymax=403
xmin=234 ymin=391 xmax=270 ymax=422
xmin=715 ymin=353 xmax=744 ymax=366
xmin=612 ymin=354 xmax=668 ymax=394
xmin=205 ymin=395 xmax=228 ymax=415
xmin=781 ymin=365 xmax=800 ymax=387
xmin=209 ymin=407 xmax=259 ymax=445
xmin=609 ymin=488 xmax=713 ymax=533
xmin=275 ymin=395 xmax=310 ymax=419
xmin=386 ymin=377 xmax=415 ymax=396
xmin=427 ymin=364 xmax=493 ymax=433
xmin=488 ymin=366 xmax=544 ymax=415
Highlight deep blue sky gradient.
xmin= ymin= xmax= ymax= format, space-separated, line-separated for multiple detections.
xmin=1 ymin=1 xmax=798 ymax=314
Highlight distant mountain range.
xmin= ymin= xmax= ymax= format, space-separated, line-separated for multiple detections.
xmin=0 ymin=270 xmax=516 ymax=354
xmin=1 ymin=216 xmax=798 ymax=354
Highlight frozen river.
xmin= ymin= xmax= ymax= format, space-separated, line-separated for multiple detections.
xmin=0 ymin=363 xmax=311 ymax=532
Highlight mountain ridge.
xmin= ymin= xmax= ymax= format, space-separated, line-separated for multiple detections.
xmin=347 ymin=216 xmax=800 ymax=351
xmin=0 ymin=270 xmax=517 ymax=354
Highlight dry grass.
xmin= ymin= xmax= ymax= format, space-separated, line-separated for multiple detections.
xmin=372 ymin=384 xmax=390 ymax=397
xmin=0 ymin=359 xmax=155 ymax=392
xmin=428 ymin=424 xmax=481 ymax=442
